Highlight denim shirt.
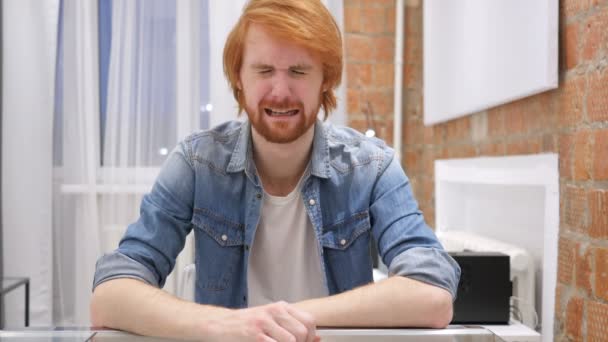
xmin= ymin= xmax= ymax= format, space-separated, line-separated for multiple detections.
xmin=93 ymin=120 xmax=460 ymax=308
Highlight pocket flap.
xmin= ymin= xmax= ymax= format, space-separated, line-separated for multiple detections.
xmin=321 ymin=211 xmax=371 ymax=250
xmin=192 ymin=208 xmax=244 ymax=247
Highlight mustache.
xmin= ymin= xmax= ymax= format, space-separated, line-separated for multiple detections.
xmin=258 ymin=98 xmax=304 ymax=111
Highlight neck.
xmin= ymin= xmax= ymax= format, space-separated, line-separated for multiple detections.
xmin=251 ymin=124 xmax=315 ymax=196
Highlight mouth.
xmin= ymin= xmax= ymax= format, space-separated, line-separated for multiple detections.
xmin=264 ymin=108 xmax=299 ymax=117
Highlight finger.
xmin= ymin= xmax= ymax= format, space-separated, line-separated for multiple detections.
xmin=259 ymin=335 xmax=278 ymax=342
xmin=263 ymin=319 xmax=296 ymax=342
xmin=274 ymin=310 xmax=310 ymax=342
xmin=285 ymin=305 xmax=317 ymax=342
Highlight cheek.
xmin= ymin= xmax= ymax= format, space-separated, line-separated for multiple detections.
xmin=243 ymin=81 xmax=271 ymax=106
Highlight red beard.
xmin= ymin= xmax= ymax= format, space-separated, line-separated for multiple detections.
xmin=246 ymin=97 xmax=319 ymax=144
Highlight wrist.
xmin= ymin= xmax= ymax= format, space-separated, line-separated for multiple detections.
xmin=187 ymin=304 xmax=233 ymax=341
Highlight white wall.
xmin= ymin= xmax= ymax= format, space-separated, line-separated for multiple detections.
xmin=2 ymin=0 xmax=59 ymax=326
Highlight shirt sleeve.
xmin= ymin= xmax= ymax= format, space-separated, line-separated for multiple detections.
xmin=92 ymin=141 xmax=196 ymax=291
xmin=369 ymin=154 xmax=461 ymax=300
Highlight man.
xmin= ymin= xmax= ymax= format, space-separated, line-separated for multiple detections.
xmin=90 ymin=0 xmax=461 ymax=341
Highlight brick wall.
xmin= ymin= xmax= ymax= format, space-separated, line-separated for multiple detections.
xmin=345 ymin=0 xmax=608 ymax=340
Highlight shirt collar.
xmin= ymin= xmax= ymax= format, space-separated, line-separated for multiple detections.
xmin=226 ymin=119 xmax=330 ymax=179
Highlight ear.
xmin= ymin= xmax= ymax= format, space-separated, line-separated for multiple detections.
xmin=321 ymin=81 xmax=330 ymax=93
xmin=237 ymin=80 xmax=242 ymax=90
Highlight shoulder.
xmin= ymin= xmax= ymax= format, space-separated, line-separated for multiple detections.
xmin=178 ymin=120 xmax=245 ymax=171
xmin=322 ymin=122 xmax=394 ymax=173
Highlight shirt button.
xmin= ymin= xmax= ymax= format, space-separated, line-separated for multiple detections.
xmin=340 ymin=239 xmax=347 ymax=246
xmin=309 ymin=199 xmax=316 ymax=206
xmin=256 ymin=193 xmax=262 ymax=199
xmin=221 ymin=234 xmax=228 ymax=242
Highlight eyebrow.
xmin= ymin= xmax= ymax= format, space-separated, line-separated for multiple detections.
xmin=250 ymin=63 xmax=313 ymax=71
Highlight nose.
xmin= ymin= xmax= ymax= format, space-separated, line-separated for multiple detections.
xmin=269 ymin=73 xmax=293 ymax=100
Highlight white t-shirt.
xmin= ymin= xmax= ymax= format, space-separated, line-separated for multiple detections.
xmin=247 ymin=174 xmax=328 ymax=307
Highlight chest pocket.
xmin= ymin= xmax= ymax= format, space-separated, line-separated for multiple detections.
xmin=320 ymin=210 xmax=373 ymax=292
xmin=191 ymin=208 xmax=245 ymax=291
xmin=321 ymin=211 xmax=371 ymax=249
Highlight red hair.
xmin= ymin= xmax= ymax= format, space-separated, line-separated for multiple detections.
xmin=223 ymin=0 xmax=343 ymax=119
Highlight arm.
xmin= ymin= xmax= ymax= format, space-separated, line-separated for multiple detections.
xmin=91 ymin=278 xmax=319 ymax=342
xmin=295 ymin=276 xmax=453 ymax=328
xmin=91 ymin=145 xmax=319 ymax=341
xmin=298 ymin=153 xmax=460 ymax=328
xmin=90 ymin=278 xmax=227 ymax=339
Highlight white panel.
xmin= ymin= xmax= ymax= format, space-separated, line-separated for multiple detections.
xmin=435 ymin=154 xmax=558 ymax=342
xmin=2 ymin=0 xmax=59 ymax=325
xmin=423 ymin=0 xmax=558 ymax=125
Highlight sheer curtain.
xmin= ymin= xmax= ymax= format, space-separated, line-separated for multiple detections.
xmin=53 ymin=0 xmax=101 ymax=325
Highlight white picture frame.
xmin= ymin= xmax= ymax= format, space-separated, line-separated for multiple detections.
xmin=423 ymin=0 xmax=558 ymax=125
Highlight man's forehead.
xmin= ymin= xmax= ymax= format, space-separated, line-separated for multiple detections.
xmin=242 ymin=23 xmax=319 ymax=66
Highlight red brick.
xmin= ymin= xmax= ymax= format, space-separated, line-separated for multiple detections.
xmin=344 ymin=5 xmax=362 ymax=33
xmin=588 ymin=190 xmax=608 ymax=239
xmin=421 ymin=150 xmax=434 ymax=176
xmin=404 ymin=63 xmax=419 ymax=89
xmin=559 ymin=133 xmax=575 ymax=180
xmin=433 ymin=125 xmax=446 ymax=145
xmin=562 ymin=185 xmax=587 ymax=233
xmin=506 ymin=137 xmax=542 ymax=155
xmin=480 ymin=142 xmax=505 ymax=156
xmin=542 ymin=133 xmax=557 ymax=153
xmin=385 ymin=7 xmax=395 ymax=34
xmin=405 ymin=6 xmax=421 ymax=35
xmin=366 ymin=89 xmax=393 ymax=116
xmin=361 ymin=6 xmax=386 ymax=34
xmin=404 ymin=90 xmax=422 ymax=119
xmin=363 ymin=0 xmax=393 ymax=7
xmin=346 ymin=35 xmax=374 ymax=62
xmin=347 ymin=88 xmax=361 ymax=114
xmin=573 ymin=130 xmax=592 ymax=180
xmin=558 ymin=236 xmax=579 ymax=285
xmin=581 ymin=6 xmax=608 ymax=62
xmin=565 ymin=296 xmax=584 ymax=340
xmin=561 ymin=22 xmax=580 ymax=71
xmin=536 ymin=91 xmax=558 ymax=128
xmin=404 ymin=40 xmax=421 ymax=67
xmin=555 ymin=283 xmax=567 ymax=319
xmin=445 ymin=117 xmax=470 ymax=143
xmin=446 ymin=145 xmax=476 ymax=159
xmin=487 ymin=108 xmax=505 ymax=137
xmin=586 ymin=300 xmax=608 ymax=342
xmin=560 ymin=0 xmax=593 ymax=18
xmin=373 ymin=63 xmax=394 ymax=88
xmin=348 ymin=118 xmax=367 ymax=133
xmin=503 ymin=101 xmax=526 ymax=134
xmin=587 ymin=68 xmax=608 ymax=123
xmin=404 ymin=150 xmax=420 ymax=175
xmin=575 ymin=247 xmax=593 ymax=294
xmin=558 ymin=75 xmax=585 ymax=127
xmin=595 ymin=247 xmax=608 ymax=301
xmin=373 ymin=36 xmax=394 ymax=62
xmin=404 ymin=120 xmax=423 ymax=146
xmin=347 ymin=63 xmax=372 ymax=89
xmin=422 ymin=126 xmax=434 ymax=145
xmin=593 ymin=129 xmax=608 ymax=180
xmin=375 ymin=117 xmax=393 ymax=144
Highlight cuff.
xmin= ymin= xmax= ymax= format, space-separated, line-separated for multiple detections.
xmin=92 ymin=251 xmax=160 ymax=291
xmin=388 ymin=246 xmax=461 ymax=300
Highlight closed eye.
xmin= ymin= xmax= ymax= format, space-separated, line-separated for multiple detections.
xmin=290 ymin=69 xmax=306 ymax=75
